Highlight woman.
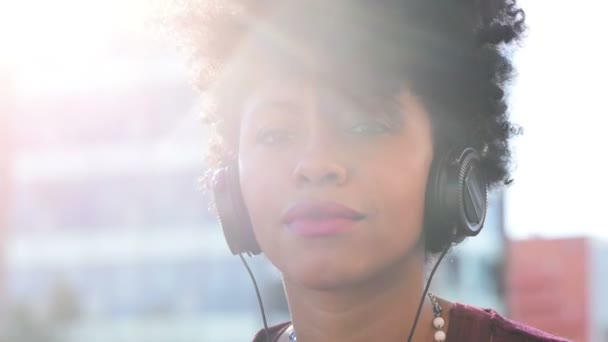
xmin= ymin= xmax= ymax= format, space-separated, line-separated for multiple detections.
xmin=168 ymin=1 xmax=568 ymax=341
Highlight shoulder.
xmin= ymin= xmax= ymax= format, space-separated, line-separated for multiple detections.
xmin=251 ymin=322 xmax=291 ymax=342
xmin=250 ymin=304 xmax=572 ymax=342
xmin=449 ymin=302 xmax=570 ymax=342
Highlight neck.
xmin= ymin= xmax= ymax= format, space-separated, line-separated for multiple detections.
xmin=283 ymin=251 xmax=435 ymax=342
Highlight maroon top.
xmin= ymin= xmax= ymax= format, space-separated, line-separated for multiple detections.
xmin=252 ymin=302 xmax=570 ymax=341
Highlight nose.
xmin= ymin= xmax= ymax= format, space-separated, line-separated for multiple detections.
xmin=291 ymin=87 xmax=349 ymax=187
xmin=293 ymin=154 xmax=348 ymax=187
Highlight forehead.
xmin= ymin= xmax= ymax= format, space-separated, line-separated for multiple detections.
xmin=240 ymin=75 xmax=407 ymax=134
xmin=231 ymin=48 xmax=408 ymax=118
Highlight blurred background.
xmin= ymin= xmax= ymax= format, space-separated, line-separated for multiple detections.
xmin=0 ymin=0 xmax=606 ymax=341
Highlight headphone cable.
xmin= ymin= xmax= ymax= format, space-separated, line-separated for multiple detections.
xmin=240 ymin=254 xmax=271 ymax=342
xmin=406 ymin=245 xmax=450 ymax=342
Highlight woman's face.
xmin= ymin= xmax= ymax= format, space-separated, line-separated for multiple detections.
xmin=238 ymin=76 xmax=434 ymax=289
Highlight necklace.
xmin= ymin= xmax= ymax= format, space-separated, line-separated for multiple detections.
xmin=287 ymin=292 xmax=446 ymax=342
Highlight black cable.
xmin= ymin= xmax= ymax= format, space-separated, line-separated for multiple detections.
xmin=406 ymin=245 xmax=451 ymax=342
xmin=239 ymin=253 xmax=271 ymax=342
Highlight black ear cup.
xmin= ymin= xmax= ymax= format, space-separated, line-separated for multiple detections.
xmin=212 ymin=165 xmax=261 ymax=255
xmin=424 ymin=147 xmax=488 ymax=253
xmin=213 ymin=147 xmax=487 ymax=256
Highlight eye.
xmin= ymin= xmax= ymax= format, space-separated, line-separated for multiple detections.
xmin=349 ymin=120 xmax=391 ymax=136
xmin=256 ymin=128 xmax=295 ymax=145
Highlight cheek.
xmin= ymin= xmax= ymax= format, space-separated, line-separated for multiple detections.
xmin=352 ymin=122 xmax=433 ymax=257
xmin=238 ymin=153 xmax=290 ymax=260
xmin=380 ymin=171 xmax=428 ymax=244
xmin=365 ymin=156 xmax=431 ymax=254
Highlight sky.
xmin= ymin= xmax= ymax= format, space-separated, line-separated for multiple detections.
xmin=506 ymin=0 xmax=608 ymax=240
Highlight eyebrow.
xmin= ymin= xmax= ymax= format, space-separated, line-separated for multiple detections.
xmin=243 ymin=98 xmax=304 ymax=120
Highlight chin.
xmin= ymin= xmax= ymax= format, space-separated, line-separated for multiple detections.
xmin=283 ymin=255 xmax=373 ymax=291
xmin=291 ymin=271 xmax=357 ymax=291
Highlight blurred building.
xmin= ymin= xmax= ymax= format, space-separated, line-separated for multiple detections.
xmin=433 ymin=191 xmax=508 ymax=313
xmin=3 ymin=33 xmax=282 ymax=342
xmin=507 ymin=237 xmax=608 ymax=342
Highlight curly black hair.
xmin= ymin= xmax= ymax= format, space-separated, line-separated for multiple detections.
xmin=163 ymin=0 xmax=525 ymax=252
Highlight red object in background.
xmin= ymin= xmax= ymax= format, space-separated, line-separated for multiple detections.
xmin=507 ymin=238 xmax=589 ymax=342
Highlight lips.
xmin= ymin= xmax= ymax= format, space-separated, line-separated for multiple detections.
xmin=282 ymin=201 xmax=365 ymax=237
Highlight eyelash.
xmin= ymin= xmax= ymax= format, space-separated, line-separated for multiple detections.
xmin=349 ymin=121 xmax=392 ymax=136
xmin=256 ymin=128 xmax=295 ymax=145
xmin=255 ymin=119 xmax=393 ymax=146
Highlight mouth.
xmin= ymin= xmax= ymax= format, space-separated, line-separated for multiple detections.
xmin=282 ymin=201 xmax=366 ymax=237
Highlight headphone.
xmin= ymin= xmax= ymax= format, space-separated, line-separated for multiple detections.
xmin=212 ymin=146 xmax=488 ymax=256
